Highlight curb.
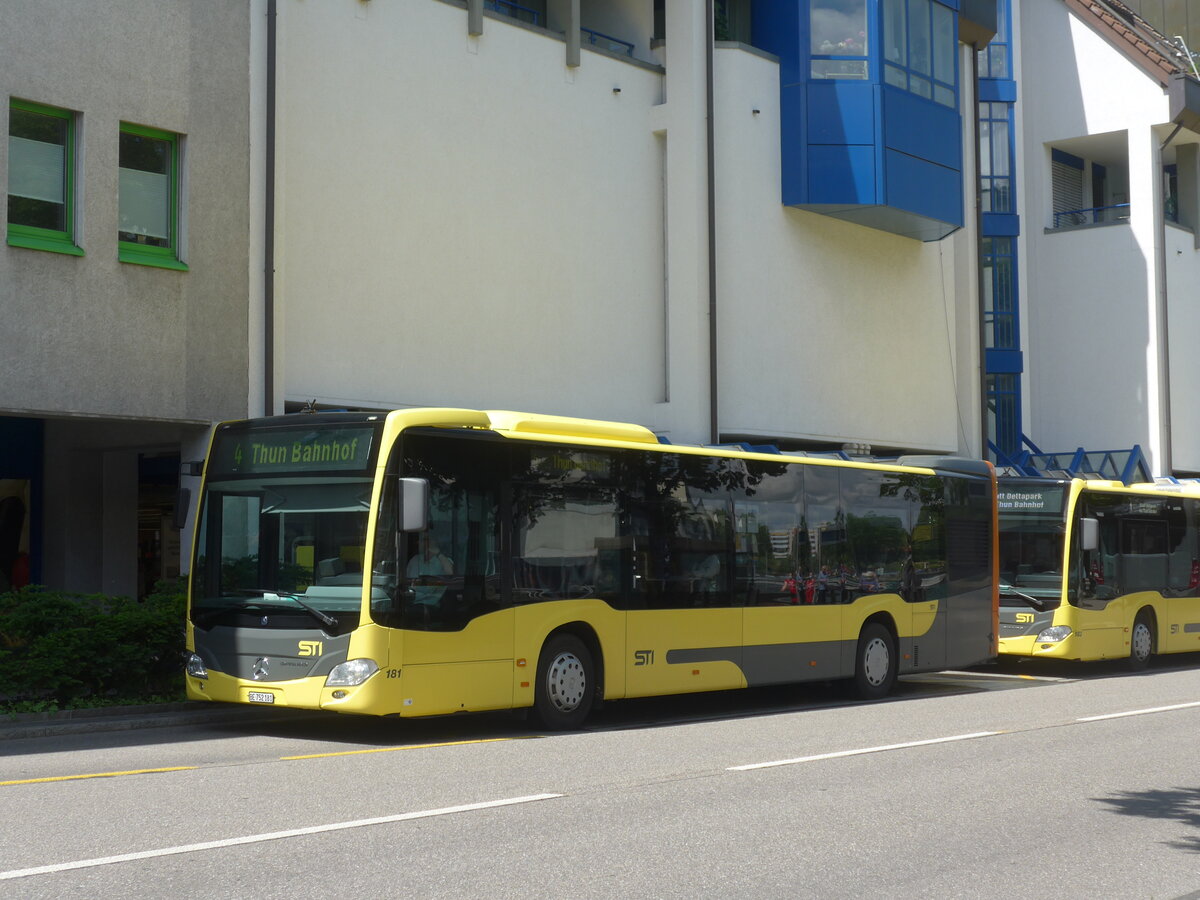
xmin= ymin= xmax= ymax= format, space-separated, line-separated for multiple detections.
xmin=1 ymin=702 xmax=322 ymax=741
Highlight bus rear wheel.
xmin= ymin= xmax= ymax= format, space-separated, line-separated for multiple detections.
xmin=854 ymin=622 xmax=897 ymax=700
xmin=532 ymin=634 xmax=594 ymax=730
xmin=1129 ymin=611 xmax=1154 ymax=671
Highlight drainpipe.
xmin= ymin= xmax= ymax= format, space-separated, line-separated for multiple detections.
xmin=264 ymin=0 xmax=277 ymax=417
xmin=706 ymin=0 xmax=718 ymax=444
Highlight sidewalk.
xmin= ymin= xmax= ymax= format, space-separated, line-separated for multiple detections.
xmin=1 ymin=701 xmax=321 ymax=741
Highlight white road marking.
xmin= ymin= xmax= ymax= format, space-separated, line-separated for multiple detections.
xmin=0 ymin=794 xmax=562 ymax=881
xmin=1076 ymin=700 xmax=1200 ymax=722
xmin=727 ymin=731 xmax=1000 ymax=771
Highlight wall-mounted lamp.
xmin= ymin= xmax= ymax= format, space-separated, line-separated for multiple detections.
xmin=613 ymin=86 xmax=622 ymax=94
xmin=752 ymin=108 xmax=760 ymax=115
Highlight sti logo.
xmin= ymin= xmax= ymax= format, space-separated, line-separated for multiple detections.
xmin=298 ymin=640 xmax=323 ymax=657
xmin=634 ymin=649 xmax=654 ymax=666
xmin=1015 ymin=613 xmax=1035 ymax=624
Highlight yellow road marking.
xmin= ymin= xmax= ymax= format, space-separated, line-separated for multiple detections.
xmin=1 ymin=767 xmax=197 ymax=787
xmin=280 ymin=737 xmax=525 ymax=760
xmin=3 ymin=738 xmax=528 ymax=786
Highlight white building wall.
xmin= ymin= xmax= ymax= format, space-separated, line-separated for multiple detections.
xmin=712 ymin=46 xmax=969 ymax=453
xmin=1024 ymin=224 xmax=1152 ymax=452
xmin=275 ymin=0 xmax=698 ymax=434
xmin=1166 ymin=222 xmax=1200 ymax=472
xmin=275 ymin=0 xmax=979 ymax=452
xmin=1017 ymin=0 xmax=1176 ymax=471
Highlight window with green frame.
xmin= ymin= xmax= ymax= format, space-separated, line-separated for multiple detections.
xmin=7 ymin=98 xmax=83 ymax=256
xmin=118 ymin=122 xmax=186 ymax=270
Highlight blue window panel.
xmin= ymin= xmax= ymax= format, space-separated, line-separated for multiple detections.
xmin=764 ymin=0 xmax=966 ymax=241
xmin=882 ymin=85 xmax=962 ymax=170
xmin=806 ymin=82 xmax=876 ymax=144
xmin=1051 ymin=148 xmax=1084 ymax=169
xmin=0 ymin=416 xmax=41 ymax=475
xmin=981 ymin=212 xmax=1019 ymax=235
xmin=987 ymin=372 xmax=1021 ymax=460
xmin=978 ymin=79 xmax=1016 ymax=102
xmin=0 ymin=415 xmax=44 ymax=586
xmin=808 ymin=145 xmax=879 ymax=203
xmin=753 ymin=1 xmax=805 ymax=85
xmin=780 ymin=83 xmax=810 ymax=204
xmin=885 ymin=149 xmax=962 ymax=225
xmin=986 ymin=348 xmax=1023 ymax=373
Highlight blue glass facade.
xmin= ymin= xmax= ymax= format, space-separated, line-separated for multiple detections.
xmin=976 ymin=0 xmax=1021 ymax=461
xmin=753 ymin=0 xmax=965 ymax=241
xmin=0 ymin=416 xmax=42 ymax=587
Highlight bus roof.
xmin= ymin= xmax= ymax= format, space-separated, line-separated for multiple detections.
xmin=216 ymin=408 xmax=992 ymax=479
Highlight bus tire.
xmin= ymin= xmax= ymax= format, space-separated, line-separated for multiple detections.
xmin=854 ymin=622 xmax=897 ymax=700
xmin=532 ymin=634 xmax=594 ymax=730
xmin=1129 ymin=611 xmax=1154 ymax=671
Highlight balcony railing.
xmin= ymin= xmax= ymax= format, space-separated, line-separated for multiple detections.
xmin=581 ymin=26 xmax=634 ymax=57
xmin=1052 ymin=203 xmax=1130 ymax=229
xmin=481 ymin=6 xmax=636 ymax=58
xmin=990 ymin=436 xmax=1150 ymax=484
xmin=485 ymin=0 xmax=540 ymax=27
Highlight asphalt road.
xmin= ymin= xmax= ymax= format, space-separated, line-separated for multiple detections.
xmin=3 ymin=659 xmax=1200 ymax=899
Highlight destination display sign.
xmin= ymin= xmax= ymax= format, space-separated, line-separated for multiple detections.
xmin=998 ymin=485 xmax=1064 ymax=513
xmin=209 ymin=425 xmax=378 ymax=476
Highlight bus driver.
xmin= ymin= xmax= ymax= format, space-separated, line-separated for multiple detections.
xmin=407 ymin=534 xmax=454 ymax=611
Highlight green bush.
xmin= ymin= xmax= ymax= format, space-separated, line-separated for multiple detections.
xmin=0 ymin=582 xmax=186 ymax=711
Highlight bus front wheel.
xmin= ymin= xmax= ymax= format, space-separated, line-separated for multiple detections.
xmin=532 ymin=634 xmax=595 ymax=730
xmin=854 ymin=622 xmax=897 ymax=700
xmin=1129 ymin=611 xmax=1154 ymax=671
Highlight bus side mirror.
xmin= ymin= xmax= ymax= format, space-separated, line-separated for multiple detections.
xmin=1080 ymin=517 xmax=1100 ymax=552
xmin=398 ymin=477 xmax=429 ymax=532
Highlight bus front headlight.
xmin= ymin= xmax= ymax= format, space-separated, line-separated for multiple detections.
xmin=325 ymin=659 xmax=379 ymax=687
xmin=185 ymin=653 xmax=209 ymax=680
xmin=1036 ymin=626 xmax=1072 ymax=643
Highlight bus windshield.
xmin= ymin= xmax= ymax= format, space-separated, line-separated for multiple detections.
xmin=998 ymin=481 xmax=1067 ymax=595
xmin=190 ymin=418 xmax=384 ymax=625
xmin=191 ymin=476 xmax=375 ymax=620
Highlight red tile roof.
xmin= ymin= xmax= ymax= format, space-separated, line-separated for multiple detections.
xmin=1062 ymin=0 xmax=1193 ymax=86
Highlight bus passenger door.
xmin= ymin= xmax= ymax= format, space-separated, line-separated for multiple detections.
xmin=624 ymin=471 xmax=742 ymax=698
xmin=1118 ymin=515 xmax=1169 ymax=651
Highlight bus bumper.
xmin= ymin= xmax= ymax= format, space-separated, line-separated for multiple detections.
xmin=186 ymin=668 xmax=391 ymax=714
xmin=998 ymin=634 xmax=1077 ymax=659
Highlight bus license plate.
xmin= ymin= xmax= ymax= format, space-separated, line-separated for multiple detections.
xmin=247 ymin=691 xmax=275 ymax=704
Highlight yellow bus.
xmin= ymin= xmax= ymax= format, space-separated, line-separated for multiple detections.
xmin=184 ymin=408 xmax=998 ymax=728
xmin=998 ymin=477 xmax=1200 ymax=667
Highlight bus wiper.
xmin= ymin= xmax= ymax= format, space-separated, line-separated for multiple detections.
xmin=245 ymin=588 xmax=339 ymax=629
xmin=999 ymin=583 xmax=1050 ymax=612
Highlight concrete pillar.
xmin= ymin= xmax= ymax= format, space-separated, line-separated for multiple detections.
xmin=101 ymin=450 xmax=138 ymax=598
